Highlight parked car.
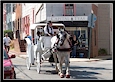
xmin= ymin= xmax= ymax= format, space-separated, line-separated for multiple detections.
xmin=3 ymin=49 xmax=16 ymax=79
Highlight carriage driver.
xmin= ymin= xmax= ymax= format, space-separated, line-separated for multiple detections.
xmin=44 ymin=21 xmax=54 ymax=36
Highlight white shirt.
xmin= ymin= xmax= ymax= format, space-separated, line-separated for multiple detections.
xmin=44 ymin=25 xmax=54 ymax=35
xmin=3 ymin=37 xmax=11 ymax=46
xmin=39 ymin=36 xmax=52 ymax=50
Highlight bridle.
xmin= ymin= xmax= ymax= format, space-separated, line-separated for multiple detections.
xmin=56 ymin=31 xmax=67 ymax=46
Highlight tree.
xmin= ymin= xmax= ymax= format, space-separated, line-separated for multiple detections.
xmin=4 ymin=30 xmax=14 ymax=40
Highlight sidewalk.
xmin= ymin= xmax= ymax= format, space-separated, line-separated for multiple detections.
xmin=9 ymin=49 xmax=112 ymax=62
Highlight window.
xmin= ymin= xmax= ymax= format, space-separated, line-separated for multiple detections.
xmin=81 ymin=30 xmax=86 ymax=39
xmin=8 ymin=4 xmax=11 ymax=13
xmin=6 ymin=4 xmax=9 ymax=14
xmin=65 ymin=4 xmax=74 ymax=16
xmin=76 ymin=30 xmax=86 ymax=39
xmin=13 ymin=4 xmax=15 ymax=12
xmin=76 ymin=30 xmax=80 ymax=38
xmin=18 ymin=18 xmax=19 ymax=29
xmin=20 ymin=18 xmax=21 ymax=31
xmin=76 ymin=29 xmax=88 ymax=48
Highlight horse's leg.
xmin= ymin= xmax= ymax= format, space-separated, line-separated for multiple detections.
xmin=35 ymin=50 xmax=38 ymax=60
xmin=53 ymin=52 xmax=59 ymax=73
xmin=57 ymin=52 xmax=65 ymax=78
xmin=39 ymin=51 xmax=42 ymax=66
xmin=64 ymin=52 xmax=70 ymax=78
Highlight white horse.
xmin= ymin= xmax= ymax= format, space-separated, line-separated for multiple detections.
xmin=33 ymin=31 xmax=71 ymax=78
xmin=51 ymin=31 xmax=71 ymax=78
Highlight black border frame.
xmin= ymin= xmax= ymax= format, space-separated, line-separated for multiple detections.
xmin=1 ymin=0 xmax=114 ymax=81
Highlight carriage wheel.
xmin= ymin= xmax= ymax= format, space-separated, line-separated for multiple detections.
xmin=26 ymin=57 xmax=31 ymax=70
xmin=36 ymin=52 xmax=41 ymax=74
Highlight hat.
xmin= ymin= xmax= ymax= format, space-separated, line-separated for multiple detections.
xmin=47 ymin=21 xmax=52 ymax=24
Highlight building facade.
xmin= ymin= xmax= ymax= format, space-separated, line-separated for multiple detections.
xmin=35 ymin=3 xmax=98 ymax=58
xmin=8 ymin=3 xmax=112 ymax=57
xmin=21 ymin=3 xmax=39 ymax=39
xmin=34 ymin=3 xmax=112 ymax=58
xmin=15 ymin=3 xmax=22 ymax=39
xmin=97 ymin=4 xmax=112 ymax=56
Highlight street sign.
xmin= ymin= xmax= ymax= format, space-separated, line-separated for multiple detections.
xmin=88 ymin=13 xmax=97 ymax=28
xmin=93 ymin=14 xmax=97 ymax=22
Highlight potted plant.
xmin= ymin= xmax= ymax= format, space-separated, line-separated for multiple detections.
xmin=98 ymin=48 xmax=108 ymax=55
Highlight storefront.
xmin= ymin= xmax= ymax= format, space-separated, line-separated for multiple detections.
xmin=47 ymin=16 xmax=90 ymax=58
xmin=62 ymin=21 xmax=89 ymax=58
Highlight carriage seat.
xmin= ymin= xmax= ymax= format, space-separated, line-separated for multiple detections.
xmin=34 ymin=41 xmax=42 ymax=52
xmin=39 ymin=36 xmax=52 ymax=51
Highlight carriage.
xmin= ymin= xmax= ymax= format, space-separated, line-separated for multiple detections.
xmin=25 ymin=23 xmax=66 ymax=73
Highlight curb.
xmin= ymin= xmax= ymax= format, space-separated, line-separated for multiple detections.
xmin=9 ymin=51 xmax=112 ymax=62
xmin=17 ymin=55 xmax=27 ymax=59
xmin=70 ymin=59 xmax=101 ymax=62
xmin=16 ymin=55 xmax=105 ymax=62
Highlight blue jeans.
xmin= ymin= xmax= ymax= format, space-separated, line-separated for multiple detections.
xmin=71 ymin=45 xmax=77 ymax=58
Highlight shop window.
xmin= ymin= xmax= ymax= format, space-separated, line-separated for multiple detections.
xmin=76 ymin=29 xmax=88 ymax=49
xmin=65 ymin=4 xmax=74 ymax=16
xmin=76 ymin=30 xmax=80 ymax=39
xmin=81 ymin=30 xmax=86 ymax=39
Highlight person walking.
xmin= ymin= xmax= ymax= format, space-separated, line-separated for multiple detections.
xmin=71 ymin=34 xmax=78 ymax=58
xmin=3 ymin=33 xmax=11 ymax=53
xmin=44 ymin=21 xmax=54 ymax=36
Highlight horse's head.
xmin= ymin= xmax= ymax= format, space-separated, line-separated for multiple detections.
xmin=56 ymin=31 xmax=67 ymax=46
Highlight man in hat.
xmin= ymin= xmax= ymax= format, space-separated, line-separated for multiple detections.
xmin=44 ymin=21 xmax=54 ymax=36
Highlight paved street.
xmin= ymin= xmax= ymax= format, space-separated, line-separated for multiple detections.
xmin=10 ymin=56 xmax=113 ymax=80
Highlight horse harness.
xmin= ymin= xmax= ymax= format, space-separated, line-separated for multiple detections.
xmin=53 ymin=34 xmax=72 ymax=52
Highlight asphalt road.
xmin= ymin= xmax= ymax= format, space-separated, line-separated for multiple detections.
xmin=9 ymin=56 xmax=113 ymax=80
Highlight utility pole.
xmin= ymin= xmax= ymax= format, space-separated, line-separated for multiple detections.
xmin=88 ymin=14 xmax=93 ymax=60
xmin=88 ymin=10 xmax=97 ymax=60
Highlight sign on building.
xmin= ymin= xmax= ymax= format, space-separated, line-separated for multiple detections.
xmin=47 ymin=16 xmax=88 ymax=21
